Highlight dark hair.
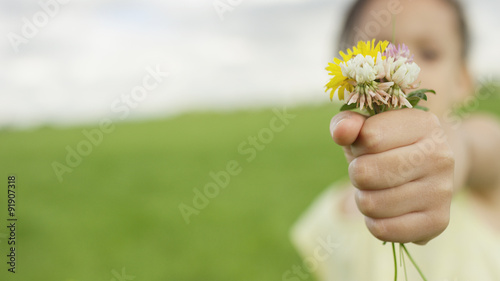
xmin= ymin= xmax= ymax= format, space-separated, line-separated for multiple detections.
xmin=338 ymin=0 xmax=469 ymax=59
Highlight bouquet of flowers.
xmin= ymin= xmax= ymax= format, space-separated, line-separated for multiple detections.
xmin=325 ymin=39 xmax=433 ymax=281
xmin=326 ymin=39 xmax=434 ymax=114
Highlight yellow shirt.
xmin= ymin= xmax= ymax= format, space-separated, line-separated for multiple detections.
xmin=291 ymin=185 xmax=500 ymax=281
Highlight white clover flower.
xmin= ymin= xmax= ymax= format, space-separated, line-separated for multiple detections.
xmin=375 ymin=52 xmax=386 ymax=79
xmin=388 ymin=85 xmax=413 ymax=108
xmin=375 ymin=50 xmax=421 ymax=108
xmin=338 ymin=54 xmax=393 ymax=110
xmin=340 ymin=54 xmax=377 ymax=84
xmin=391 ymin=62 xmax=421 ymax=89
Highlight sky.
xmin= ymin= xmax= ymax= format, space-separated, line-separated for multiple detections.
xmin=1 ymin=0 xmax=499 ymax=128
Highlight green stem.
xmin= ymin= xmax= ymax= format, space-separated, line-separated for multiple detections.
xmin=366 ymin=107 xmax=376 ymax=116
xmin=401 ymin=244 xmax=428 ymax=281
xmin=400 ymin=244 xmax=408 ymax=281
xmin=392 ymin=242 xmax=397 ymax=281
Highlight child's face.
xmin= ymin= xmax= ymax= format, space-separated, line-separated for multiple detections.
xmin=354 ymin=0 xmax=471 ymax=116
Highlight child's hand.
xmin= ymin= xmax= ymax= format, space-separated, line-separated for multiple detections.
xmin=330 ymin=109 xmax=454 ymax=245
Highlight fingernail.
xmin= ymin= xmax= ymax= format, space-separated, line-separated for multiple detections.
xmin=330 ymin=119 xmax=345 ymax=138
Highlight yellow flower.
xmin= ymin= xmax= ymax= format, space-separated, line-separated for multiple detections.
xmin=325 ymin=39 xmax=389 ymax=100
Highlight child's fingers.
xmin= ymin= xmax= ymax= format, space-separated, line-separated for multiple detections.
xmin=349 ymin=140 xmax=454 ymax=191
xmin=354 ymin=180 xmax=447 ymax=219
xmin=364 ymin=210 xmax=450 ymax=244
xmin=330 ymin=111 xmax=367 ymax=146
xmin=342 ymin=146 xmax=355 ymax=163
xmin=350 ymin=109 xmax=441 ymax=157
xmin=348 ymin=145 xmax=433 ymax=189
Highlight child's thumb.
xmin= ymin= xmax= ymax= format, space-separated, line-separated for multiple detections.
xmin=330 ymin=111 xmax=367 ymax=147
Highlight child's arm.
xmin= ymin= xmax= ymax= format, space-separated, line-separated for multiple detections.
xmin=461 ymin=115 xmax=500 ymax=194
xmin=330 ymin=109 xmax=455 ymax=245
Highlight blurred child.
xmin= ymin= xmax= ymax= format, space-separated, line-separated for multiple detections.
xmin=291 ymin=0 xmax=500 ymax=280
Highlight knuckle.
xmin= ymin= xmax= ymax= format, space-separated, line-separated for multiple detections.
xmin=355 ymin=190 xmax=377 ymax=216
xmin=348 ymin=157 xmax=371 ymax=188
xmin=365 ymin=218 xmax=391 ymax=241
xmin=440 ymin=180 xmax=454 ymax=198
xmin=433 ymin=145 xmax=455 ymax=168
xmin=422 ymin=111 xmax=441 ymax=128
xmin=358 ymin=126 xmax=382 ymax=152
xmin=430 ymin=210 xmax=450 ymax=237
xmin=425 ymin=180 xmax=453 ymax=213
xmin=435 ymin=183 xmax=453 ymax=205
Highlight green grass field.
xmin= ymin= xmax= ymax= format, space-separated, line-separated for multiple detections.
xmin=0 ymin=84 xmax=499 ymax=280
